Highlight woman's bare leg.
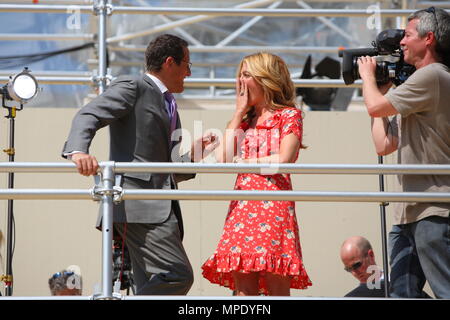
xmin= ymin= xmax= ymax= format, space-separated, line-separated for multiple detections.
xmin=265 ymin=273 xmax=291 ymax=296
xmin=232 ymin=271 xmax=260 ymax=296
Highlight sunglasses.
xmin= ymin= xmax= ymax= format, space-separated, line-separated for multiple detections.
xmin=344 ymin=261 xmax=363 ymax=273
xmin=425 ymin=6 xmax=439 ymax=34
xmin=52 ymin=271 xmax=74 ymax=279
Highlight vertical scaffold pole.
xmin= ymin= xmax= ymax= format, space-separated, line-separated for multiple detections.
xmin=378 ymin=156 xmax=390 ymax=297
xmin=95 ymin=0 xmax=108 ymax=94
xmin=100 ymin=162 xmax=114 ymax=299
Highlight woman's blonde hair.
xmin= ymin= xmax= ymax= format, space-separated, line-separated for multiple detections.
xmin=237 ymin=52 xmax=297 ymax=113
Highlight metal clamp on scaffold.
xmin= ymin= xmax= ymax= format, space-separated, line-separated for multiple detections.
xmin=2 ymin=148 xmax=15 ymax=156
xmin=93 ymin=0 xmax=114 ymax=16
xmin=90 ymin=174 xmax=124 ymax=204
xmin=91 ymin=69 xmax=114 ymax=87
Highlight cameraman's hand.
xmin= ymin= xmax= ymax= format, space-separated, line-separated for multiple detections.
xmin=358 ymin=56 xmax=398 ymax=118
xmin=357 ymin=56 xmax=377 ymax=82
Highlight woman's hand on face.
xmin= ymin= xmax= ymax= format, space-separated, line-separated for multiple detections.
xmin=236 ymin=78 xmax=250 ymax=115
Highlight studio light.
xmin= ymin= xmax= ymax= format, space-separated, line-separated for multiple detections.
xmin=1 ymin=66 xmax=39 ymax=296
xmin=296 ymin=55 xmax=341 ymax=111
xmin=2 ymin=67 xmax=39 ymax=108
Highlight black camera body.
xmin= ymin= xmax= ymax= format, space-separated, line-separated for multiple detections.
xmin=339 ymin=29 xmax=415 ymax=85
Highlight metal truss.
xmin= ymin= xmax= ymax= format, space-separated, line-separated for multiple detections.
xmin=1 ymin=0 xmax=448 ymax=102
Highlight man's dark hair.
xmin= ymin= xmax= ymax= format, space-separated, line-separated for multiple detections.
xmin=145 ymin=34 xmax=189 ymax=72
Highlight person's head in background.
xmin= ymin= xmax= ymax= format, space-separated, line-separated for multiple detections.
xmin=340 ymin=236 xmax=377 ymax=283
xmin=48 ymin=269 xmax=82 ymax=296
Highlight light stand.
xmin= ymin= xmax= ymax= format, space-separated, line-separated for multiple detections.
xmin=1 ymin=67 xmax=39 ymax=296
xmin=378 ymin=155 xmax=390 ymax=297
xmin=2 ymin=105 xmax=16 ymax=297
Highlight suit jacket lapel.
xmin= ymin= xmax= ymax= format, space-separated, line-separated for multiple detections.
xmin=142 ymin=75 xmax=171 ymax=136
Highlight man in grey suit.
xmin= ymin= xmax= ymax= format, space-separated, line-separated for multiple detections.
xmin=62 ymin=34 xmax=216 ymax=295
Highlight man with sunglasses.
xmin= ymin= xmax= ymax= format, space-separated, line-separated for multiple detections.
xmin=357 ymin=7 xmax=450 ymax=298
xmin=340 ymin=236 xmax=385 ymax=297
xmin=62 ymin=34 xmax=216 ymax=295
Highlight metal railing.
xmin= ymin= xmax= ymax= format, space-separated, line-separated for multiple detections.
xmin=0 ymin=76 xmax=362 ymax=87
xmin=0 ymin=161 xmax=449 ymax=299
xmin=1 ymin=4 xmax=444 ymax=16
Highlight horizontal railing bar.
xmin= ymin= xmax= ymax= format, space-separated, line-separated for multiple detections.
xmin=0 ymin=162 xmax=77 ymax=172
xmin=0 ymin=33 xmax=95 ymax=41
xmin=0 ymin=77 xmax=360 ymax=88
xmin=184 ymin=78 xmax=362 ymax=88
xmin=0 ymin=189 xmax=91 ymax=200
xmin=2 ymin=5 xmax=448 ymax=17
xmin=115 ymin=162 xmax=450 ymax=175
xmin=0 ymin=76 xmax=93 ymax=85
xmin=97 ymin=7 xmax=449 ymax=17
xmin=6 ymin=0 xmax=93 ymax=4
xmin=0 ymin=4 xmax=93 ymax=13
xmin=0 ymin=162 xmax=449 ymax=175
xmin=0 ymin=189 xmax=448 ymax=202
xmin=122 ymin=190 xmax=450 ymax=202
xmin=109 ymin=45 xmax=342 ymax=53
xmin=0 ymin=70 xmax=94 ymax=77
xmin=90 ymin=60 xmax=306 ymax=68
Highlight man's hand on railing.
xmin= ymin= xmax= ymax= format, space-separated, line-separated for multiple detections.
xmin=71 ymin=152 xmax=99 ymax=176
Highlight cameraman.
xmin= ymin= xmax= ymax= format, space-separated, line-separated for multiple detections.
xmin=358 ymin=7 xmax=450 ymax=299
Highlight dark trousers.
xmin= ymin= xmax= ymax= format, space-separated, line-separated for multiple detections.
xmin=389 ymin=216 xmax=450 ymax=298
xmin=114 ymin=210 xmax=193 ymax=295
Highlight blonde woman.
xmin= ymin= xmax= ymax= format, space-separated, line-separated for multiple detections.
xmin=202 ymin=52 xmax=312 ymax=296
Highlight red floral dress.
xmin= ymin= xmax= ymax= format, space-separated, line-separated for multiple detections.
xmin=201 ymin=107 xmax=312 ymax=294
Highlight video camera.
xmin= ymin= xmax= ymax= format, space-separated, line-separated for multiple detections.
xmin=339 ymin=29 xmax=415 ymax=85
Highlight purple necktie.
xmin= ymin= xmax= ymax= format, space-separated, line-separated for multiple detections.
xmin=163 ymin=91 xmax=178 ymax=137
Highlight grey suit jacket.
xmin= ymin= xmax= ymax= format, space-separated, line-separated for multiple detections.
xmin=62 ymin=74 xmax=194 ymax=233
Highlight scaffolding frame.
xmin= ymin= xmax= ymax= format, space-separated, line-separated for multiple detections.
xmin=1 ymin=1 xmax=450 ymax=300
xmin=2 ymin=1 xmax=448 ymax=94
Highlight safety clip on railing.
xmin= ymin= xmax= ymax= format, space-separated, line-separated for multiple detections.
xmin=91 ymin=174 xmax=123 ymax=204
